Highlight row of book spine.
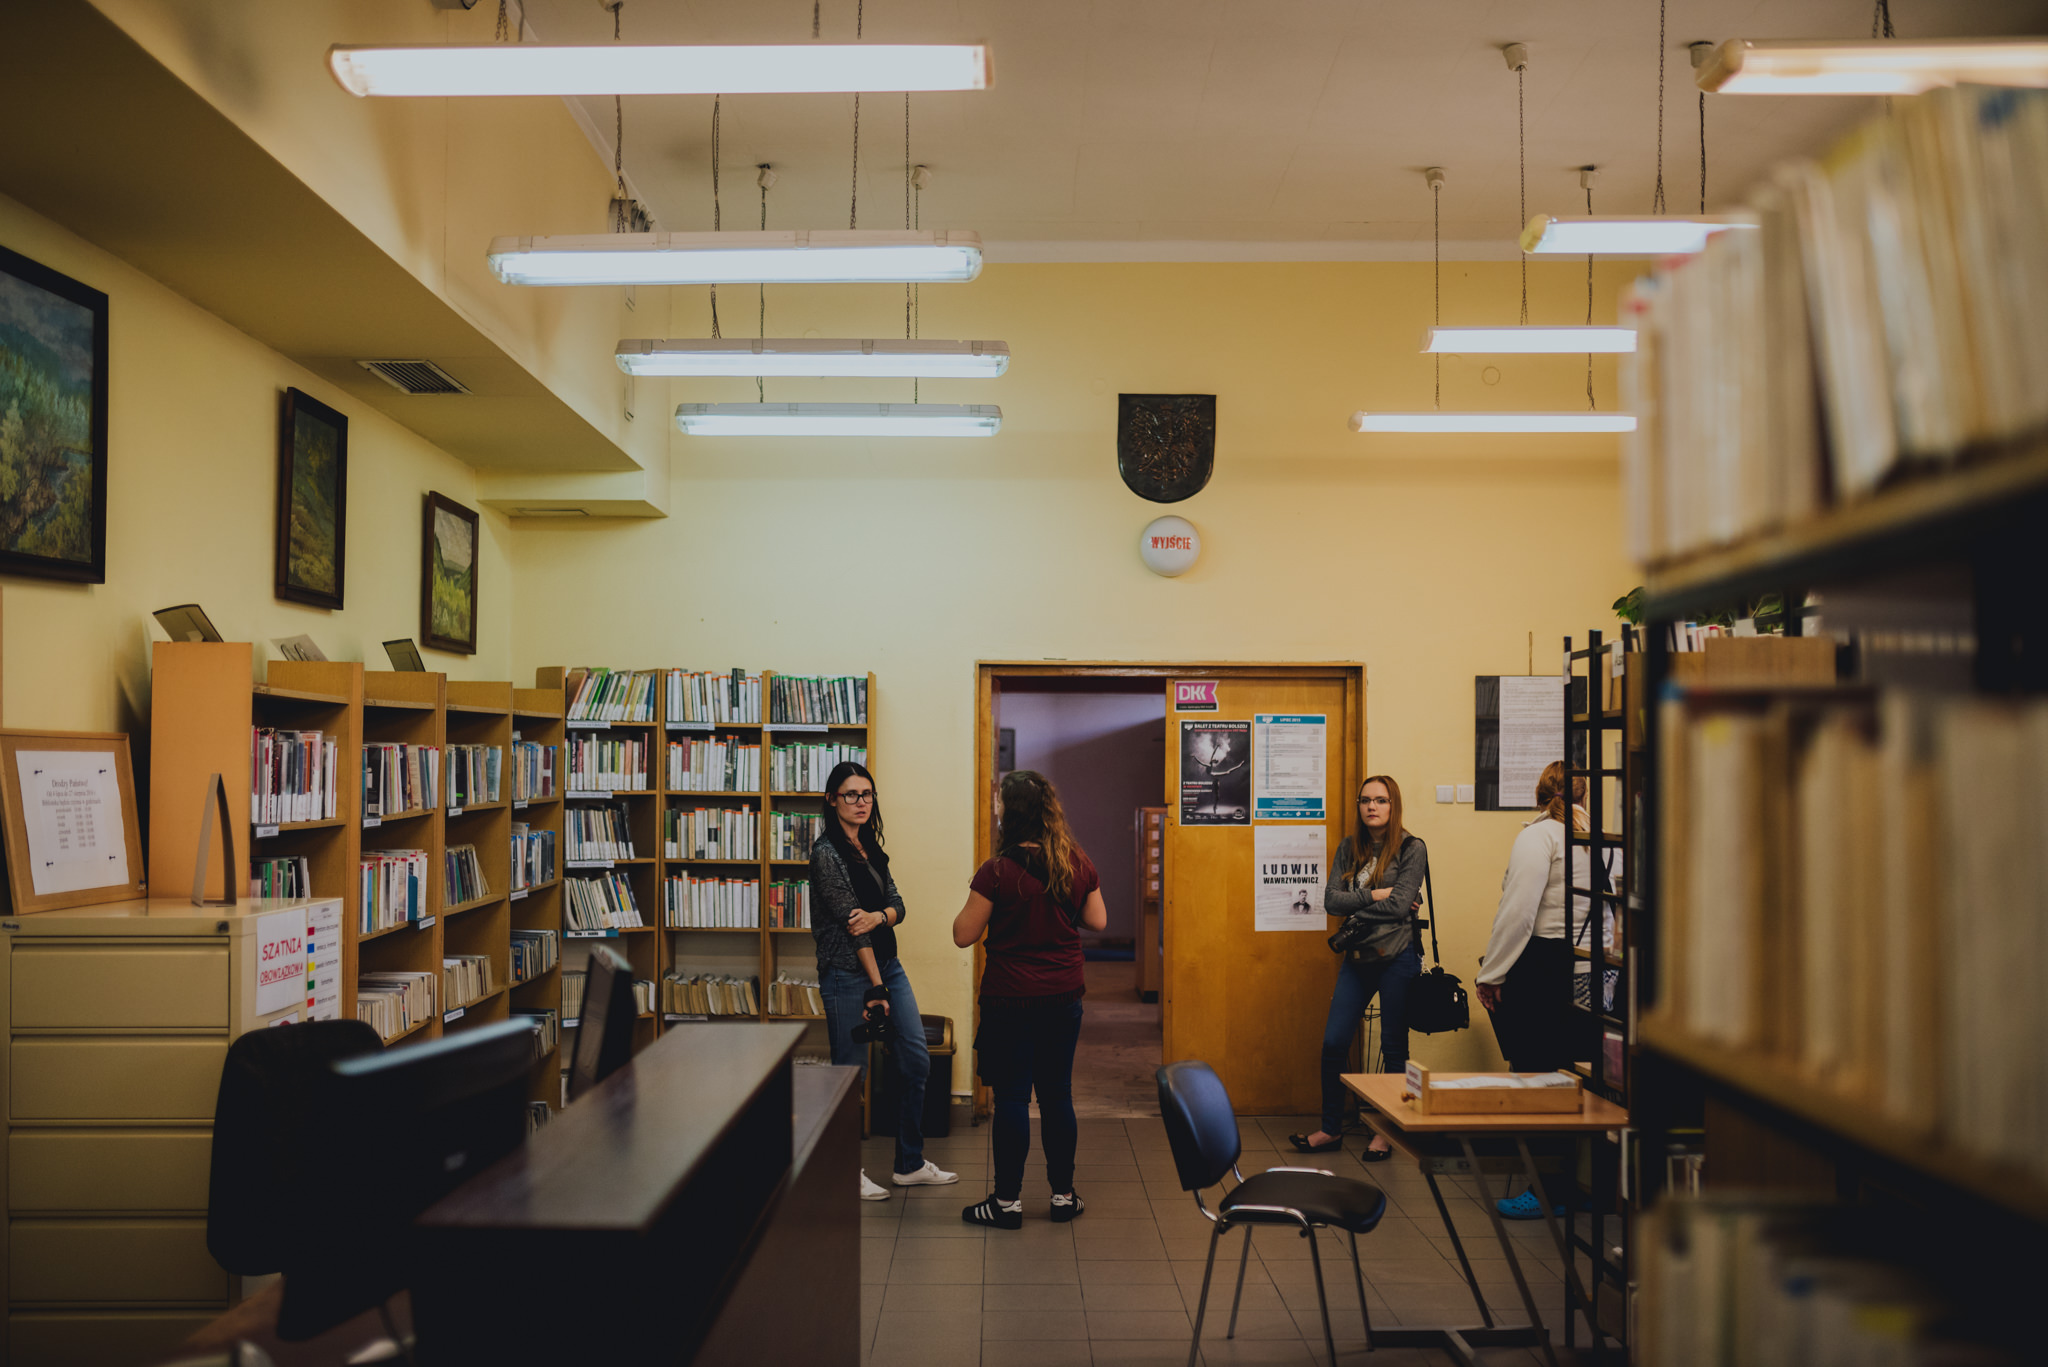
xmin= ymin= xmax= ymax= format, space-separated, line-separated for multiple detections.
xmin=511 ymin=740 xmax=555 ymax=802
xmin=360 ymin=849 xmax=429 ymax=933
xmin=510 ymin=928 xmax=558 ymax=983
xmin=567 ymin=734 xmax=650 ymax=792
xmin=663 ymin=874 xmax=762 ymax=928
xmin=446 ymin=745 xmax=502 ymax=807
xmin=767 ymin=880 xmax=812 ymax=929
xmin=665 ymin=806 xmax=758 ymax=860
xmin=666 ymin=737 xmax=760 ymax=792
xmin=769 ymin=675 xmax=867 ymax=725
xmin=442 ymin=954 xmax=494 ymax=1010
xmin=766 ymin=970 xmax=823 ymax=1017
xmin=514 ymin=1007 xmax=559 ymax=1059
xmin=363 ymin=743 xmax=439 ymax=816
xmin=357 ymin=970 xmax=435 ymax=1042
xmin=769 ymin=812 xmax=823 ymax=862
xmin=444 ymin=843 xmax=489 ymax=906
xmin=251 ymin=855 xmax=312 ymax=900
xmin=565 ymin=872 xmax=644 ymax=930
xmin=566 ymin=668 xmax=658 ymax=722
xmin=662 ymin=972 xmax=759 ymax=1016
xmin=251 ymin=728 xmax=339 ymax=824
xmin=632 ymin=980 xmax=656 ymax=1015
xmin=564 ymin=804 xmax=636 ymax=861
xmin=510 ymin=824 xmax=556 ymax=890
xmin=666 ymin=669 xmax=762 ymax=725
xmin=562 ymin=970 xmax=586 ymax=1021
xmin=1658 ymin=688 xmax=2048 ymax=1184
xmin=770 ymin=743 xmax=868 ymax=793
xmin=1623 ymin=84 xmax=2048 ymax=564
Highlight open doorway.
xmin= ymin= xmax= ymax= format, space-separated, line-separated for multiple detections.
xmin=991 ymin=674 xmax=1165 ymax=1117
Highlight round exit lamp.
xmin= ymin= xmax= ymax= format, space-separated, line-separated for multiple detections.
xmin=1140 ymin=516 xmax=1201 ymax=577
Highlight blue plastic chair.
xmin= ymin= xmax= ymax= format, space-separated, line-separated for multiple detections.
xmin=1156 ymin=1060 xmax=1387 ymax=1366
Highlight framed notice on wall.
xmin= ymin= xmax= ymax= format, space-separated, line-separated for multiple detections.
xmin=0 ymin=729 xmax=146 ymax=913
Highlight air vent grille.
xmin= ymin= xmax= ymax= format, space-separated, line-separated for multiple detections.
xmin=355 ymin=359 xmax=470 ymax=395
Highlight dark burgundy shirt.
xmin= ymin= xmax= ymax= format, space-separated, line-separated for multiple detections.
xmin=970 ymin=848 xmax=1099 ymax=1002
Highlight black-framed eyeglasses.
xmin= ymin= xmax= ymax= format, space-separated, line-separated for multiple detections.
xmin=834 ymin=790 xmax=877 ymax=804
xmin=1358 ymin=796 xmax=1392 ymax=806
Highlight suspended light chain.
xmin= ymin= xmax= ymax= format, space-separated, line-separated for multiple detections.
xmin=708 ymin=94 xmax=722 ymax=338
xmin=1653 ymin=0 xmax=1667 ymax=214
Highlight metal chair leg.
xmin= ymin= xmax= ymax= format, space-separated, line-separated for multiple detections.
xmin=1348 ymin=1229 xmax=1375 ymax=1350
xmin=1187 ymin=1223 xmax=1221 ymax=1367
xmin=1225 ymin=1223 xmax=1254 ymax=1338
xmin=1306 ymin=1227 xmax=1339 ymax=1367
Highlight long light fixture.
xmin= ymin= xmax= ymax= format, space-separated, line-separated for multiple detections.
xmin=487 ymin=230 xmax=983 ymax=286
xmin=618 ymin=338 xmax=1009 ymax=378
xmin=1423 ymin=326 xmax=1637 ymax=354
xmin=328 ymin=43 xmax=993 ymax=97
xmin=1696 ymin=37 xmax=2048 ymax=96
xmin=1350 ymin=412 xmax=1636 ymax=434
xmin=675 ymin=402 xmax=1001 ymax=437
xmin=1521 ymin=214 xmax=1755 ymax=257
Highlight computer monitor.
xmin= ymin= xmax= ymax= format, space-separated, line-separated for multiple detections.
xmin=567 ymin=944 xmax=636 ymax=1103
xmin=276 ymin=1017 xmax=536 ymax=1341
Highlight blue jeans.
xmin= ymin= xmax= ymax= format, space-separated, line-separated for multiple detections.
xmin=977 ymin=998 xmax=1084 ymax=1200
xmin=821 ymin=959 xmax=931 ymax=1175
xmin=1319 ymin=946 xmax=1422 ymax=1134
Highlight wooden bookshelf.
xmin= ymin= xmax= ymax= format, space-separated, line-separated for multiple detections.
xmin=511 ymin=686 xmax=565 ymax=1110
xmin=442 ymin=680 xmax=512 ymax=1045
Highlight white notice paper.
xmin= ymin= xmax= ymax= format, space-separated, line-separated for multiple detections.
xmin=305 ymin=898 xmax=344 ymax=1022
xmin=1252 ymin=714 xmax=1327 ymax=820
xmin=16 ymin=751 xmax=129 ymax=897
xmin=254 ymin=907 xmax=308 ymax=1016
xmin=1254 ymin=826 xmax=1327 ymax=932
xmin=1497 ymin=677 xmax=1565 ymax=809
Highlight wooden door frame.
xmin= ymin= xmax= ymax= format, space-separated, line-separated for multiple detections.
xmin=971 ymin=661 xmax=1366 ymax=1116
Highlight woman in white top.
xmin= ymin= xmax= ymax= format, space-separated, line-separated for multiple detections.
xmin=1477 ymin=760 xmax=1585 ymax=1073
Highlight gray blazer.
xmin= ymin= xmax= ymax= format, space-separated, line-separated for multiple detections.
xmin=808 ymin=836 xmax=908 ymax=975
xmin=1325 ymin=833 xmax=1428 ymax=961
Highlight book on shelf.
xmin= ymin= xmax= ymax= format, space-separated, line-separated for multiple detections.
xmin=511 ymin=928 xmax=559 ymax=983
xmin=661 ymin=971 xmax=759 ymax=1017
xmin=665 ymin=805 xmax=759 ymax=860
xmin=512 ymin=739 xmax=556 ymax=802
xmin=562 ymin=969 xmax=586 ymax=1021
xmin=445 ymin=843 xmax=490 ymax=905
xmin=513 ymin=1006 xmax=559 ymax=1058
xmin=568 ymin=732 xmax=650 ymax=792
xmin=665 ymin=735 xmax=761 ymax=792
xmin=360 ymin=849 xmax=429 ymax=933
xmin=511 ymin=823 xmax=557 ymax=890
xmin=442 ymin=954 xmax=494 ymax=1011
xmin=358 ymin=969 xmax=436 ymax=1041
xmin=770 ymin=742 xmax=867 ymax=793
xmin=769 ymin=675 xmax=867 ymax=726
xmin=767 ymin=879 xmax=812 ymax=929
xmin=633 ymin=979 xmax=656 ymax=1015
xmin=767 ymin=970 xmax=823 ymax=1017
xmin=251 ymin=727 xmax=339 ymax=824
xmin=769 ymin=811 xmax=824 ymax=862
xmin=446 ymin=744 xmax=503 ymax=807
xmin=1657 ymin=688 xmax=2046 ymax=1179
xmin=251 ymin=855 xmax=313 ymax=900
xmin=1622 ymin=83 xmax=2048 ymax=565
xmin=662 ymin=873 xmax=762 ymax=929
xmin=565 ymin=871 xmax=645 ymax=930
xmin=565 ymin=667 xmax=658 ymax=724
xmin=564 ymin=802 xmax=636 ymax=861
xmin=666 ymin=669 xmax=762 ymax=725
xmin=526 ymin=1100 xmax=551 ymax=1133
xmin=362 ymin=742 xmax=440 ymax=816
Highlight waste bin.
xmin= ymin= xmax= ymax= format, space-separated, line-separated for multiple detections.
xmin=868 ymin=1014 xmax=955 ymax=1139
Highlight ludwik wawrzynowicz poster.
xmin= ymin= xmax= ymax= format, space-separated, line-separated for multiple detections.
xmin=1254 ymin=825 xmax=1327 ymax=932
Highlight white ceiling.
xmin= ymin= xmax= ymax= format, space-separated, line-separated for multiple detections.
xmin=517 ymin=0 xmax=2048 ymax=258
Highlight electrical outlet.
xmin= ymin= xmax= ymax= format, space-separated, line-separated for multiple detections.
xmin=1436 ymin=785 xmax=1454 ymax=804
xmin=1456 ymin=784 xmax=1475 ymax=804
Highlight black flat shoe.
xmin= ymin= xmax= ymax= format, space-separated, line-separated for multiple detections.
xmin=1288 ymin=1132 xmax=1343 ymax=1154
xmin=1360 ymin=1143 xmax=1394 ymax=1163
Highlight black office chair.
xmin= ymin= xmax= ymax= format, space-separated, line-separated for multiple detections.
xmin=1156 ymin=1060 xmax=1386 ymax=1367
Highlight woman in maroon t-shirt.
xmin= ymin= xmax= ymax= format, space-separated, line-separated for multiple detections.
xmin=951 ymin=770 xmax=1109 ymax=1229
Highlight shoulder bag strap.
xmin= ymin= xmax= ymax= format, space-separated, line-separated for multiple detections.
xmin=1420 ymin=863 xmax=1441 ymax=965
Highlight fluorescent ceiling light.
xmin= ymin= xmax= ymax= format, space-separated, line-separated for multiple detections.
xmin=1697 ymin=37 xmax=2048 ymax=96
xmin=675 ymin=403 xmax=1002 ymax=437
xmin=1423 ymin=327 xmax=1637 ymax=354
xmin=328 ymin=43 xmax=993 ymax=97
xmin=1521 ymin=215 xmax=1756 ymax=257
xmin=489 ymin=231 xmax=982 ymax=286
xmin=1349 ymin=412 xmax=1637 ymax=434
xmin=618 ymin=338 xmax=1010 ymax=379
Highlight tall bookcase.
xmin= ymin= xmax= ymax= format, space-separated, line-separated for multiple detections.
xmin=511 ymin=687 xmax=565 ymax=1109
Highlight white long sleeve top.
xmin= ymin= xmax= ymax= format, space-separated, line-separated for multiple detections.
xmin=1477 ymin=814 xmax=1586 ymax=985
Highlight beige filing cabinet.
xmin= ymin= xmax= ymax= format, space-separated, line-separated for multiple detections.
xmin=0 ymin=897 xmax=336 ymax=1367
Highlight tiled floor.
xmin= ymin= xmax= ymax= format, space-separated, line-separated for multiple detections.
xmin=860 ymin=1116 xmax=1594 ymax=1367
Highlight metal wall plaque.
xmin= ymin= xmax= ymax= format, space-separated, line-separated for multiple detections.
xmin=1117 ymin=394 xmax=1215 ymax=503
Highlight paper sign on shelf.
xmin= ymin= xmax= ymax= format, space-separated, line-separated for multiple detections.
xmin=1252 ymin=714 xmax=1326 ymax=821
xmin=304 ymin=898 xmax=343 ymax=1022
xmin=254 ymin=907 xmax=308 ymax=1016
xmin=15 ymin=750 xmax=129 ymax=897
xmin=1254 ymin=826 xmax=1326 ymax=932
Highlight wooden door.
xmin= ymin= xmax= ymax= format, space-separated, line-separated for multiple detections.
xmin=1162 ymin=673 xmax=1358 ymax=1115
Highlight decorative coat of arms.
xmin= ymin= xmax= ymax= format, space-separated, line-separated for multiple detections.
xmin=1117 ymin=394 xmax=1215 ymax=503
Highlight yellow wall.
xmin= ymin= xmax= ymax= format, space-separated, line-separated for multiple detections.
xmin=512 ymin=259 xmax=1642 ymax=1076
xmin=0 ymin=190 xmax=513 ymax=737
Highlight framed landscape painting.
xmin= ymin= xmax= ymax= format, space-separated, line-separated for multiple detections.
xmin=421 ymin=490 xmax=479 ymax=655
xmin=0 ymin=244 xmax=109 ymax=583
xmin=274 ymin=387 xmax=348 ymax=608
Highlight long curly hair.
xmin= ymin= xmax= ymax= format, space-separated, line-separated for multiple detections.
xmin=1536 ymin=760 xmax=1588 ymax=832
xmin=997 ymin=769 xmax=1079 ymax=904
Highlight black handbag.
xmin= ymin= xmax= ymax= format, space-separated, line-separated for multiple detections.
xmin=1406 ymin=868 xmax=1470 ymax=1035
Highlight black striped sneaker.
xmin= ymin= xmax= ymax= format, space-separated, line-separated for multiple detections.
xmin=962 ymin=1195 xmax=1023 ymax=1230
xmin=1050 ymin=1191 xmax=1085 ymax=1224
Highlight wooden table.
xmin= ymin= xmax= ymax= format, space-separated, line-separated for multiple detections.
xmin=1342 ymin=1073 xmax=1629 ymax=1367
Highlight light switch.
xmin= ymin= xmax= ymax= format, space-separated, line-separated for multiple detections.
xmin=1435 ymin=785 xmax=1454 ymax=804
xmin=1456 ymin=784 xmax=1476 ymax=804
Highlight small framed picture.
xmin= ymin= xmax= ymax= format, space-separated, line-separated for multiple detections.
xmin=275 ymin=387 xmax=348 ymax=609
xmin=421 ymin=491 xmax=479 ymax=655
xmin=0 ymin=245 xmax=109 ymax=584
xmin=0 ymin=729 xmax=145 ymax=914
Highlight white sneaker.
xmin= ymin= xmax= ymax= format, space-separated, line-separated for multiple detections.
xmin=859 ymin=1170 xmax=890 ymax=1201
xmin=891 ymin=1160 xmax=959 ymax=1187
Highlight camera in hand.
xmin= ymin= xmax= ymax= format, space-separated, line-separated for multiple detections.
xmin=851 ymin=984 xmax=894 ymax=1047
